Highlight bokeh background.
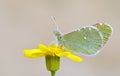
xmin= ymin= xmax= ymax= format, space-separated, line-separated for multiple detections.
xmin=0 ymin=0 xmax=119 ymax=76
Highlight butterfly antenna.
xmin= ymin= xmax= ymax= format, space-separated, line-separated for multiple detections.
xmin=50 ymin=16 xmax=59 ymax=30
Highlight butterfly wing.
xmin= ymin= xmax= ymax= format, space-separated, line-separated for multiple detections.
xmin=61 ymin=26 xmax=103 ymax=55
xmin=93 ymin=23 xmax=113 ymax=44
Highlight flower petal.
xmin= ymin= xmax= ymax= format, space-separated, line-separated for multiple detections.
xmin=56 ymin=52 xmax=83 ymax=62
xmin=56 ymin=52 xmax=71 ymax=57
xmin=23 ymin=49 xmax=45 ymax=58
xmin=38 ymin=44 xmax=48 ymax=51
xmin=67 ymin=54 xmax=83 ymax=62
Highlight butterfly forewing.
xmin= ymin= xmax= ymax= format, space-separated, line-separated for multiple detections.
xmin=61 ymin=26 xmax=103 ymax=55
xmin=93 ymin=23 xmax=113 ymax=44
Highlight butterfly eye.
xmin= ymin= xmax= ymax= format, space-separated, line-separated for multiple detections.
xmin=53 ymin=29 xmax=61 ymax=36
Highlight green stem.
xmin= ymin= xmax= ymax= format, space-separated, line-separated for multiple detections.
xmin=51 ymin=71 xmax=56 ymax=76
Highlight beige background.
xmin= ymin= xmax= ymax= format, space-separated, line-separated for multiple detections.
xmin=0 ymin=0 xmax=120 ymax=76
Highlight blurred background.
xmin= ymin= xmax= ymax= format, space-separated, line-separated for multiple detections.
xmin=0 ymin=0 xmax=119 ymax=76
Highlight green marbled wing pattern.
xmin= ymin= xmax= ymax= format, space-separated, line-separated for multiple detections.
xmin=61 ymin=26 xmax=103 ymax=55
xmin=93 ymin=23 xmax=113 ymax=44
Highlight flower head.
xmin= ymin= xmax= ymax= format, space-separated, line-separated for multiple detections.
xmin=23 ymin=44 xmax=83 ymax=62
xmin=23 ymin=44 xmax=83 ymax=76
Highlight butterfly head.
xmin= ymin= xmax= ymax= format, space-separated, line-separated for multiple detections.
xmin=53 ymin=29 xmax=63 ymax=45
xmin=53 ymin=29 xmax=62 ymax=37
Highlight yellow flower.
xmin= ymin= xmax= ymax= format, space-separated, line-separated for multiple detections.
xmin=23 ymin=44 xmax=83 ymax=76
xmin=23 ymin=44 xmax=83 ymax=62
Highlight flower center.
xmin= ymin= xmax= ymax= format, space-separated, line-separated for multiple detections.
xmin=47 ymin=45 xmax=63 ymax=56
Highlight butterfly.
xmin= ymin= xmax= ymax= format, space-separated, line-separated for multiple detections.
xmin=51 ymin=17 xmax=113 ymax=56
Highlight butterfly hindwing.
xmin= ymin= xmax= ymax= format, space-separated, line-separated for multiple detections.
xmin=93 ymin=23 xmax=113 ymax=44
xmin=61 ymin=26 xmax=103 ymax=55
